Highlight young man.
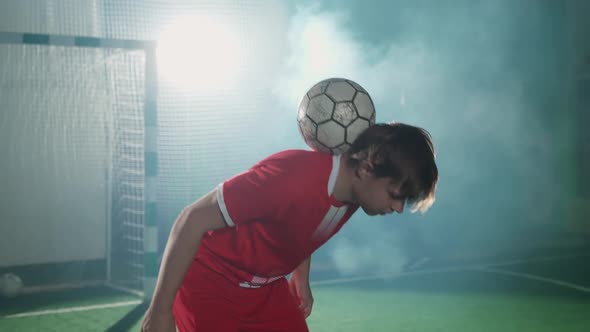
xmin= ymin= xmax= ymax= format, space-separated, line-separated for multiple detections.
xmin=141 ymin=122 xmax=438 ymax=332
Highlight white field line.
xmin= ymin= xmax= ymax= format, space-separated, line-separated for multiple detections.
xmin=475 ymin=266 xmax=590 ymax=293
xmin=4 ymin=253 xmax=589 ymax=319
xmin=3 ymin=300 xmax=141 ymax=319
xmin=311 ymin=253 xmax=590 ymax=290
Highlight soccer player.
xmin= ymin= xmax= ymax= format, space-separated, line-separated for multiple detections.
xmin=141 ymin=122 xmax=438 ymax=332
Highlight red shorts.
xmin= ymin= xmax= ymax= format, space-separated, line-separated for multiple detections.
xmin=173 ymin=261 xmax=309 ymax=332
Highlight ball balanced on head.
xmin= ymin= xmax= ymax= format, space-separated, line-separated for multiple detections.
xmin=297 ymin=78 xmax=376 ymax=155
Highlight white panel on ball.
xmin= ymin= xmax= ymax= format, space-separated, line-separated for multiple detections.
xmin=318 ymin=121 xmax=346 ymax=149
xmin=325 ymin=81 xmax=356 ymax=101
xmin=333 ymin=102 xmax=357 ymax=126
xmin=307 ymin=95 xmax=334 ymax=123
xmin=354 ymin=92 xmax=375 ymax=120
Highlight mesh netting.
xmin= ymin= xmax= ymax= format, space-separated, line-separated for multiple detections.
xmin=0 ymin=40 xmax=147 ymax=293
xmin=0 ymin=0 xmax=287 ymax=293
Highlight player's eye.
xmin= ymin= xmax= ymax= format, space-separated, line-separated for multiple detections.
xmin=389 ymin=192 xmax=405 ymax=201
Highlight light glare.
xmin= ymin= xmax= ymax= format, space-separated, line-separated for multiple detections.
xmin=157 ymin=16 xmax=241 ymax=92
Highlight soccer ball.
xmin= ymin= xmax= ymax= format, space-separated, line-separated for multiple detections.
xmin=297 ymin=78 xmax=376 ymax=155
xmin=0 ymin=273 xmax=23 ymax=298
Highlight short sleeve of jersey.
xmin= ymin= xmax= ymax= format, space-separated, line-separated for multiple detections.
xmin=217 ymin=160 xmax=293 ymax=227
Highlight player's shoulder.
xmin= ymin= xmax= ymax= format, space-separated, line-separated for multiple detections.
xmin=254 ymin=150 xmax=333 ymax=199
xmin=257 ymin=149 xmax=332 ymax=174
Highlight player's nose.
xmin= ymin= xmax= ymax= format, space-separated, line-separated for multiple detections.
xmin=391 ymin=200 xmax=404 ymax=214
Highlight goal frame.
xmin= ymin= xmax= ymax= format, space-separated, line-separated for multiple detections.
xmin=0 ymin=31 xmax=159 ymax=300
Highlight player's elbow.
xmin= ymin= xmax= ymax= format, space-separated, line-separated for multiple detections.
xmin=176 ymin=188 xmax=228 ymax=237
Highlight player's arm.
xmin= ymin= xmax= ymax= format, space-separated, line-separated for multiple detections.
xmin=289 ymin=256 xmax=314 ymax=318
xmin=142 ymin=189 xmax=227 ymax=331
xmin=292 ymin=256 xmax=311 ymax=282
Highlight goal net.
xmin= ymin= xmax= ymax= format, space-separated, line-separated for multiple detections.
xmin=0 ymin=32 xmax=158 ymax=298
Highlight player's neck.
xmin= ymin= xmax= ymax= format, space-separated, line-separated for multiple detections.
xmin=332 ymin=153 xmax=355 ymax=204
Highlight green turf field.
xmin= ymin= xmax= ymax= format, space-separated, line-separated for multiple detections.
xmin=2 ymin=255 xmax=589 ymax=332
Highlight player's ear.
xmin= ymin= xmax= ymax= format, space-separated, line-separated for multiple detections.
xmin=357 ymin=160 xmax=375 ymax=179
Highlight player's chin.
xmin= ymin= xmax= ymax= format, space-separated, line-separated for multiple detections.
xmin=362 ymin=207 xmax=381 ymax=216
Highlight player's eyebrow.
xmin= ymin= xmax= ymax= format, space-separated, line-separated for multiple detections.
xmin=388 ymin=190 xmax=405 ymax=200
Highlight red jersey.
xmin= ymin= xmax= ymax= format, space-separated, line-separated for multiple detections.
xmin=194 ymin=149 xmax=359 ymax=288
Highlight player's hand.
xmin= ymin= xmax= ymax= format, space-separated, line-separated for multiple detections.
xmin=141 ymin=306 xmax=176 ymax=332
xmin=289 ymin=272 xmax=314 ymax=318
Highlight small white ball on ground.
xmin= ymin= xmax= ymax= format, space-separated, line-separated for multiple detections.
xmin=0 ymin=273 xmax=24 ymax=298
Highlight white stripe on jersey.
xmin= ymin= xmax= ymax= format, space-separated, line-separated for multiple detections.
xmin=239 ymin=275 xmax=286 ymax=288
xmin=216 ymin=183 xmax=235 ymax=227
xmin=327 ymin=154 xmax=341 ymax=195
xmin=312 ymin=205 xmax=348 ymax=241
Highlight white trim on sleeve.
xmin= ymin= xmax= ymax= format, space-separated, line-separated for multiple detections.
xmin=216 ymin=183 xmax=235 ymax=227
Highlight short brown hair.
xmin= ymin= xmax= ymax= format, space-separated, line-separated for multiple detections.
xmin=346 ymin=122 xmax=438 ymax=213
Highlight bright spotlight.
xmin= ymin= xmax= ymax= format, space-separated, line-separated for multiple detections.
xmin=157 ymin=16 xmax=242 ymax=92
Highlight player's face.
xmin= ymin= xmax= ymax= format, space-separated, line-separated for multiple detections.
xmin=355 ymin=162 xmax=406 ymax=216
